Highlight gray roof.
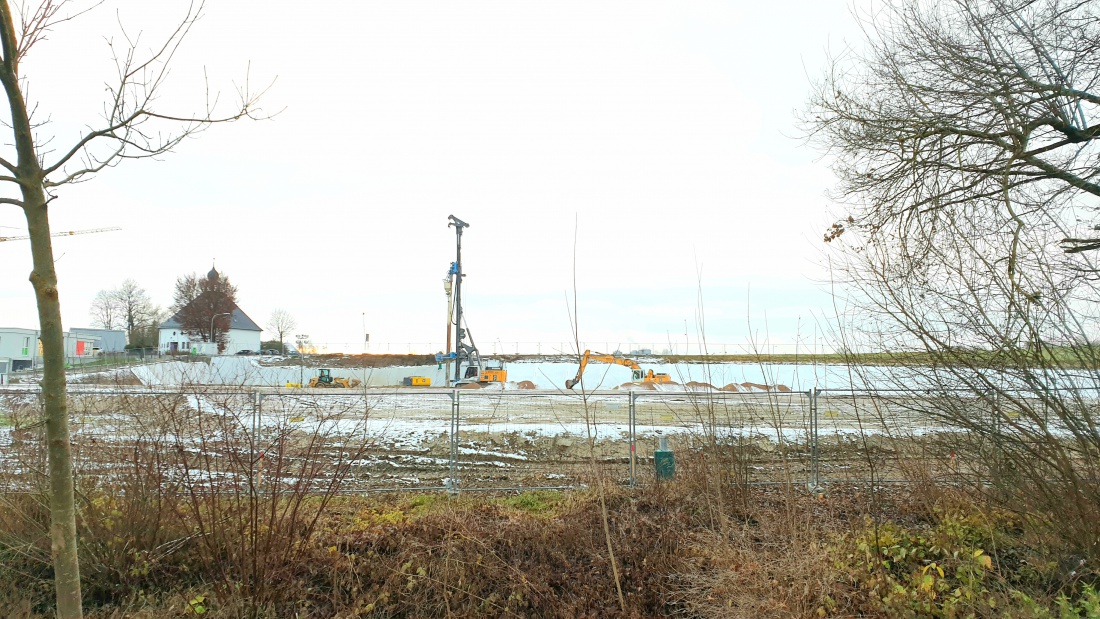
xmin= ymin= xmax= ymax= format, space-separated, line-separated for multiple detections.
xmin=228 ymin=308 xmax=262 ymax=331
xmin=69 ymin=328 xmax=127 ymax=352
xmin=160 ymin=305 xmax=262 ymax=332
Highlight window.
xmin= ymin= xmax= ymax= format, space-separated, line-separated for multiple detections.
xmin=21 ymin=336 xmax=29 ymax=356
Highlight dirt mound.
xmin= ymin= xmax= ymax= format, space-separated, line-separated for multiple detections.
xmin=739 ymin=382 xmax=792 ymax=392
xmin=616 ymin=381 xmax=657 ymax=390
xmin=515 ymin=380 xmax=537 ymax=389
xmin=458 ymin=382 xmax=483 ymax=389
xmin=684 ymin=381 xmax=717 ymax=390
xmin=720 ymin=383 xmax=740 ymax=391
xmin=276 ymin=354 xmax=438 ymax=368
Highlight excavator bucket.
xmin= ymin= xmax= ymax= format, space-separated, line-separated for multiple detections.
xmin=565 ymin=378 xmax=578 ymax=390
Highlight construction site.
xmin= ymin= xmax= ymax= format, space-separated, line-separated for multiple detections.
xmin=2 ymin=217 xmax=1096 ymax=618
xmin=0 ymin=214 xmax=979 ymax=493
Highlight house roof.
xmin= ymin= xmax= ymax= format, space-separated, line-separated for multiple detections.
xmin=159 ymin=305 xmax=262 ymax=332
xmin=228 ymin=308 xmax=262 ymax=331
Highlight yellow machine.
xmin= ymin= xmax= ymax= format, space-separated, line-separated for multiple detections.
xmin=403 ymin=376 xmax=431 ymax=387
xmin=308 ymin=368 xmax=362 ymax=388
xmin=565 ymin=350 xmax=672 ymax=389
xmin=478 ymin=364 xmax=507 ymax=383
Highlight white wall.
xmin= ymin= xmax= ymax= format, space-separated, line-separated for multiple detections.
xmin=224 ymin=329 xmax=262 ymax=354
xmin=159 ymin=327 xmax=195 ymax=354
xmin=159 ymin=328 xmax=261 ymax=355
xmin=0 ymin=329 xmax=98 ymax=366
xmin=0 ymin=329 xmax=37 ymax=361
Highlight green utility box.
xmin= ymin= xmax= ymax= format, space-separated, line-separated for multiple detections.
xmin=654 ymin=436 xmax=675 ymax=479
xmin=654 ymin=450 xmax=675 ymax=479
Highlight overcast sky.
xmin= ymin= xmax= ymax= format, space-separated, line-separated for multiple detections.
xmin=0 ymin=1 xmax=868 ymax=354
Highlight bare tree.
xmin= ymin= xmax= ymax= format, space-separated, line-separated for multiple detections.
xmin=266 ymin=308 xmax=296 ymax=353
xmin=89 ymin=279 xmax=161 ymax=346
xmin=130 ymin=306 xmax=166 ymax=349
xmin=114 ymin=279 xmax=151 ymax=334
xmin=824 ymin=201 xmax=1100 ymax=559
xmin=803 ymin=0 xmax=1100 ymax=261
xmin=87 ymin=289 xmax=117 ymax=330
xmin=0 ymin=2 xmax=268 ymax=616
xmin=805 ymin=0 xmax=1100 ymax=561
xmin=172 ymin=269 xmax=239 ymax=351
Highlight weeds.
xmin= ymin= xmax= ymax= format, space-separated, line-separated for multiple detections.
xmin=832 ymin=506 xmax=1100 ymax=618
xmin=1 ymin=370 xmax=1098 ymax=616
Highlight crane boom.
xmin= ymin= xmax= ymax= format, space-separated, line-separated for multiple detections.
xmin=565 ymin=349 xmax=672 ymax=389
xmin=0 ymin=227 xmax=122 ymax=243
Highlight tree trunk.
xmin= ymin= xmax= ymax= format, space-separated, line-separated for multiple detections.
xmin=0 ymin=2 xmax=83 ymax=616
xmin=25 ymin=201 xmax=83 ymax=619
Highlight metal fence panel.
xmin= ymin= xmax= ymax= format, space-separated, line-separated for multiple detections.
xmin=2 ymin=385 xmax=1089 ymax=495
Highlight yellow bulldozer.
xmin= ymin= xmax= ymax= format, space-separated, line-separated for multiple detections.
xmin=565 ymin=350 xmax=672 ymax=389
xmin=308 ymin=368 xmax=362 ymax=388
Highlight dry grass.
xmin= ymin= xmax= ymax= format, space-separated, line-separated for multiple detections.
xmin=1 ymin=473 xmax=1095 ymax=618
xmin=2 ymin=385 xmax=1098 ymax=617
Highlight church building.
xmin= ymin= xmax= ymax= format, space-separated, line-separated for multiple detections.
xmin=157 ymin=267 xmax=262 ymax=354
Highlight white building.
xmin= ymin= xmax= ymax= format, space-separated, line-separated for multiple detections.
xmin=0 ymin=327 xmax=103 ymax=371
xmin=157 ymin=268 xmax=262 ymax=355
xmin=159 ymin=307 xmax=262 ymax=355
xmin=69 ymin=328 xmax=127 ymax=353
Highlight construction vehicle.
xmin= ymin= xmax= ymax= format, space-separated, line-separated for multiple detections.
xmin=477 ymin=362 xmax=507 ymax=384
xmin=308 ymin=368 xmax=361 ymax=388
xmin=402 ymin=376 xmax=431 ymax=387
xmin=565 ymin=350 xmax=672 ymax=389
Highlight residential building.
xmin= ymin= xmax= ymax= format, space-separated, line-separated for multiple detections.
xmin=159 ymin=307 xmax=262 ymax=355
xmin=0 ymin=327 xmax=103 ymax=371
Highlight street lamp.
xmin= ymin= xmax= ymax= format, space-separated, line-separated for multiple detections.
xmin=210 ymin=312 xmax=232 ymax=355
xmin=294 ymin=334 xmax=310 ymax=385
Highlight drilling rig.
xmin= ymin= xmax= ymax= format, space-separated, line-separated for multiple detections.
xmin=436 ymin=215 xmax=507 ymax=386
xmin=441 ymin=215 xmax=480 ymax=384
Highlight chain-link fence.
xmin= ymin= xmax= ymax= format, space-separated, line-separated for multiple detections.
xmin=0 ymin=386 xmax=1077 ymax=495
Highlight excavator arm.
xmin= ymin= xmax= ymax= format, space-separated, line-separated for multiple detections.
xmin=565 ymin=350 xmax=641 ymax=389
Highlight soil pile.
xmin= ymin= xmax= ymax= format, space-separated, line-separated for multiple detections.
xmin=739 ymin=382 xmax=792 ymax=392
xmin=276 ymin=354 xmax=439 ymax=368
xmin=617 ymin=381 xmax=657 ymax=390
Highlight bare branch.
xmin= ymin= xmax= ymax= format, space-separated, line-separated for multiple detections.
xmin=15 ymin=1 xmax=106 ymax=64
xmin=37 ymin=1 xmax=274 ymax=186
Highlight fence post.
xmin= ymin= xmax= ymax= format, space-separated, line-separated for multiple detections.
xmin=628 ymin=391 xmax=637 ymax=488
xmin=809 ymin=387 xmax=820 ymax=491
xmin=448 ymin=389 xmax=460 ymax=495
xmin=252 ymin=390 xmax=263 ymax=489
xmin=252 ymin=391 xmax=262 ymax=437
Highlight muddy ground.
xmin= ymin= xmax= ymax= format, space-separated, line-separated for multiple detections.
xmin=0 ymin=388 xmax=976 ymax=494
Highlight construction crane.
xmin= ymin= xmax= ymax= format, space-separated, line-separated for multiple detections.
xmin=0 ymin=226 xmax=121 ymax=243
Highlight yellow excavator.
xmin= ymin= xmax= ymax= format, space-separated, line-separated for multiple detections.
xmin=565 ymin=350 xmax=672 ymax=389
xmin=308 ymin=368 xmax=362 ymax=388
